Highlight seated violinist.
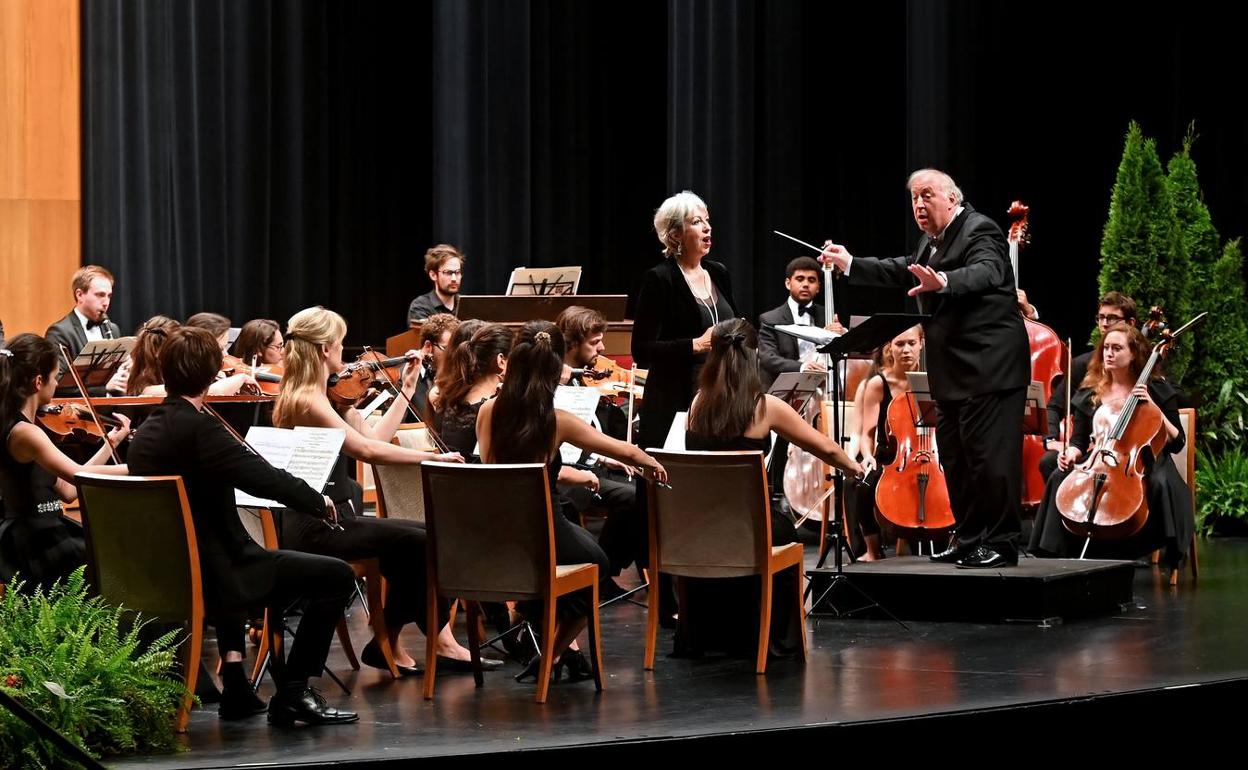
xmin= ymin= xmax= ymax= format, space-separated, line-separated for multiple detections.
xmin=554 ymin=306 xmax=642 ymax=594
xmin=412 ymin=313 xmax=459 ymax=417
xmin=1027 ymin=323 xmax=1193 ymax=571
xmin=429 ymin=323 xmax=513 ymax=459
xmin=848 ymin=325 xmax=924 ymax=561
xmin=127 ymin=315 xmax=255 ymax=396
xmin=271 ymin=306 xmax=481 ymax=676
xmin=232 ymin=319 xmax=285 ymax=368
xmin=680 ymin=319 xmax=862 ymax=658
xmin=0 ymin=333 xmax=130 ymax=590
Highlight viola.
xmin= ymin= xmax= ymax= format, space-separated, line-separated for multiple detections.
xmin=327 ymin=351 xmax=417 ymax=407
xmin=874 ymin=390 xmax=955 ymax=536
xmin=37 ymin=400 xmax=131 ymax=443
xmin=573 ymin=355 xmax=646 ymax=402
xmin=1055 ymin=313 xmax=1205 ymax=540
xmin=220 ymin=354 xmax=284 ymax=396
xmin=1008 ymin=201 xmax=1067 ymax=509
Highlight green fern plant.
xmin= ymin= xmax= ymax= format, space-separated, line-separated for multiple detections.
xmin=1195 ymin=446 xmax=1248 ymax=536
xmin=0 ymin=568 xmax=190 ymax=769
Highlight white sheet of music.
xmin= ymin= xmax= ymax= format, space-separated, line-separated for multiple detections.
xmin=235 ymin=426 xmax=347 ymax=508
xmin=554 ymin=385 xmax=603 ymax=463
xmin=774 ymin=324 xmax=839 ymax=346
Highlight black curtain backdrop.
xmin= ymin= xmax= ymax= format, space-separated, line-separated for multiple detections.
xmin=83 ymin=1 xmax=1247 ymax=351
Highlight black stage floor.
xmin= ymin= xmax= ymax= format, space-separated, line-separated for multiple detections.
xmin=114 ymin=539 xmax=1248 ymax=767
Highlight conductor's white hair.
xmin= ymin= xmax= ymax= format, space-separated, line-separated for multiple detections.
xmin=907 ymin=169 xmax=963 ymax=204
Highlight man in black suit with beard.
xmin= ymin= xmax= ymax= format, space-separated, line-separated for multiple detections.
xmin=821 ymin=169 xmax=1030 ymax=568
xmin=44 ymin=265 xmax=127 ymax=396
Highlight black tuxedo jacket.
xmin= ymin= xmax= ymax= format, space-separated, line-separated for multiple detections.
xmin=846 ymin=205 xmax=1030 ymax=401
xmin=45 ymin=310 xmax=123 ymax=396
xmin=631 ymin=257 xmax=737 ymax=450
xmin=127 ymin=396 xmax=330 ymax=610
xmin=758 ymin=301 xmax=826 ymax=389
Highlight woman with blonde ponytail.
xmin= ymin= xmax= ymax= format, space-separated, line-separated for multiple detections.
xmin=680 ymin=319 xmax=863 ymax=659
xmin=271 ymin=307 xmax=486 ymax=676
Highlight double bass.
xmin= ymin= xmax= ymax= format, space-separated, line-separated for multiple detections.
xmin=1007 ymin=202 xmax=1067 ymax=509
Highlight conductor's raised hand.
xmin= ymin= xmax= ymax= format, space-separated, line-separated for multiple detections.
xmin=906 ymin=264 xmax=948 ymax=296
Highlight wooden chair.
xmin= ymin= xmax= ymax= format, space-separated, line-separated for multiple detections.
xmin=421 ymin=461 xmax=603 ymax=704
xmin=75 ymin=474 xmax=203 ymax=733
xmin=240 ymin=507 xmax=400 ymax=685
xmin=645 ymin=450 xmax=808 ymax=675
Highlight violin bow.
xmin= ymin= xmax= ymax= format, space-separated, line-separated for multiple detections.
xmin=57 ymin=344 xmax=121 ymax=465
xmin=360 ymin=345 xmax=454 ymax=455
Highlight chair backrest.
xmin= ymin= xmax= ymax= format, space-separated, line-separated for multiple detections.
xmin=76 ymin=473 xmax=202 ymax=624
xmin=374 ymin=424 xmax=438 ymax=523
xmin=647 ymin=450 xmax=771 ymax=578
xmin=421 ymin=462 xmax=554 ymax=601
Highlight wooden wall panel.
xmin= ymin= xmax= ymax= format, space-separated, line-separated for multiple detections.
xmin=0 ymin=0 xmax=80 ymax=340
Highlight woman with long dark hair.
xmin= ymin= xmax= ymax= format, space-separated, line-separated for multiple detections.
xmin=430 ymin=323 xmax=513 ymax=458
xmin=681 ymin=318 xmax=862 ymax=658
xmin=478 ymin=321 xmax=667 ymax=683
xmin=0 ymin=334 xmax=130 ymax=588
xmin=1028 ymin=323 xmax=1192 ymax=569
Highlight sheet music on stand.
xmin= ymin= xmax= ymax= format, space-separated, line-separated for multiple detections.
xmin=554 ymin=385 xmax=603 ymax=463
xmin=235 ymin=426 xmax=346 ymax=508
xmin=768 ymin=371 xmax=826 ymax=411
xmin=506 ymin=266 xmax=582 ymax=296
xmin=65 ymin=337 xmax=136 ymax=390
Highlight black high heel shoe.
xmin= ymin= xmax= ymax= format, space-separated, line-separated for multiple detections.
xmin=553 ymin=649 xmax=594 ymax=683
xmin=514 ymin=655 xmax=543 ymax=683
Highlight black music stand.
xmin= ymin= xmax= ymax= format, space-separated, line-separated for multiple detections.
xmin=787 ymin=312 xmax=926 ymax=622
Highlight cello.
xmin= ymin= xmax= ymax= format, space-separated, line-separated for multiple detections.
xmin=874 ymin=386 xmax=956 ymax=539
xmin=1007 ymin=202 xmax=1067 ymax=509
xmin=1055 ymin=313 xmax=1205 ymax=542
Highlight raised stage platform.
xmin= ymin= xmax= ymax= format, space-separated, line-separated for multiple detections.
xmin=114 ymin=539 xmax=1248 ymax=767
xmin=808 ymin=555 xmax=1136 ymax=623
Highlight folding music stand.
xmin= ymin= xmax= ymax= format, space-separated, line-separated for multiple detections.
xmin=768 ymin=371 xmax=825 ymax=412
xmin=62 ymin=338 xmax=135 ymax=391
xmin=505 ymin=266 xmax=582 ymax=296
xmin=790 ymin=312 xmax=926 ymax=622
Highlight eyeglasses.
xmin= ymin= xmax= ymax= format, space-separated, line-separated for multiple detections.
xmin=438 ymin=269 xmax=463 ymax=277
xmin=432 ymin=342 xmax=446 ymax=351
xmin=1095 ymin=314 xmax=1125 ymax=324
xmin=266 ymin=342 xmax=284 ymax=350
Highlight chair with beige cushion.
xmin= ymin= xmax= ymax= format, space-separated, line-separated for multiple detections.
xmin=421 ymin=461 xmax=603 ymax=704
xmin=644 ymin=449 xmax=807 ymax=675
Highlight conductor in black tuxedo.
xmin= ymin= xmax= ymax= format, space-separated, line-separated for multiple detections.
xmin=44 ymin=265 xmax=127 ymax=396
xmin=127 ymin=326 xmax=359 ymax=726
xmin=821 ymin=169 xmax=1030 ymax=568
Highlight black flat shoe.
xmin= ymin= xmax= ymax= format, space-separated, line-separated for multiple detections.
xmin=361 ymin=639 xmax=422 ymax=677
xmin=929 ymin=541 xmax=969 ymax=563
xmin=437 ymin=654 xmax=502 ymax=672
xmin=514 ymin=655 xmax=543 ymax=683
xmin=955 ymin=546 xmax=1017 ymax=569
xmin=267 ymin=687 xmax=358 ymax=727
xmin=218 ymin=685 xmax=267 ymax=720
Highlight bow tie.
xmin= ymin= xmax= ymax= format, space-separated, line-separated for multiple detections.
xmin=929 ymin=235 xmax=942 ymax=251
xmin=795 ymin=303 xmax=811 ymax=318
xmin=86 ymin=318 xmax=103 ymax=330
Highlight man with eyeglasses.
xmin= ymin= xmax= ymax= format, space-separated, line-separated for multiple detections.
xmin=411 ymin=313 xmax=459 ymax=416
xmin=1038 ymin=291 xmax=1138 ymax=480
xmin=407 ymin=244 xmax=465 ymax=325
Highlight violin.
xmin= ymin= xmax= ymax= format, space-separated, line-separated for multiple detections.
xmin=37 ymin=400 xmax=131 ymax=443
xmin=1008 ymin=202 xmax=1067 ymax=509
xmin=327 ymin=351 xmax=418 ymax=407
xmin=873 ymin=390 xmax=955 ymax=536
xmin=573 ymin=355 xmax=646 ymax=402
xmin=1055 ymin=313 xmax=1205 ymax=540
xmin=220 ymin=354 xmax=284 ymax=396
